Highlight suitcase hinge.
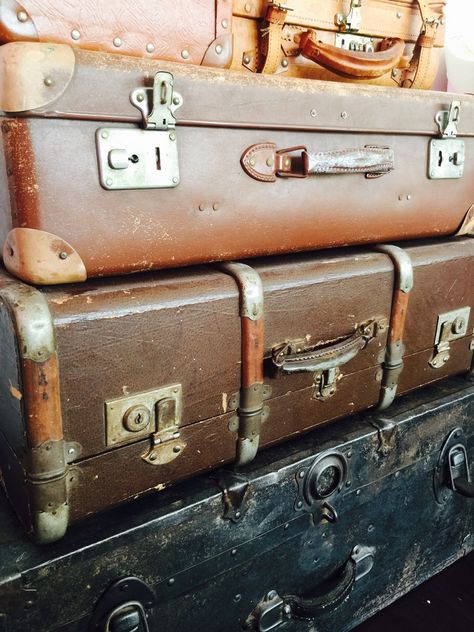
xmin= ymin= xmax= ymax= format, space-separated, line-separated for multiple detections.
xmin=96 ymin=72 xmax=183 ymax=190
xmin=429 ymin=307 xmax=471 ymax=369
xmin=429 ymin=101 xmax=465 ymax=180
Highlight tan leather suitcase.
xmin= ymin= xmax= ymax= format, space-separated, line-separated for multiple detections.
xmin=1 ymin=42 xmax=473 ymax=285
xmin=0 ymin=237 xmax=473 ymax=542
xmin=0 ymin=0 xmax=234 ymax=69
xmin=231 ymin=0 xmax=446 ymax=89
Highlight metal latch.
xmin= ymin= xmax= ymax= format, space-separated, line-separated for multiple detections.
xmin=335 ymin=0 xmax=362 ymax=32
xmin=429 ymin=307 xmax=471 ymax=368
xmin=429 ymin=101 xmax=465 ymax=179
xmin=96 ymin=71 xmax=182 ymax=190
xmin=105 ymin=384 xmax=185 ymax=465
xmin=313 ymin=367 xmax=340 ymax=401
xmin=335 ymin=33 xmax=374 ymax=52
xmin=434 ymin=427 xmax=474 ymax=503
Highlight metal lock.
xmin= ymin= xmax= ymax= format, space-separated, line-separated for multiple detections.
xmin=335 ymin=33 xmax=374 ymax=53
xmin=96 ymin=71 xmax=182 ymax=190
xmin=429 ymin=307 xmax=471 ymax=369
xmin=429 ymin=101 xmax=465 ymax=180
xmin=296 ymin=451 xmax=349 ymax=520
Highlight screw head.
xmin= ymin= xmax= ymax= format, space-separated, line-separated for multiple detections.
xmin=396 ymin=11 xmax=402 ymax=18
xmin=233 ymin=594 xmax=242 ymax=603
xmin=244 ymin=2 xmax=252 ymax=12
xmin=146 ymin=43 xmax=155 ymax=53
xmin=113 ymin=37 xmax=122 ymax=47
xmin=71 ymin=29 xmax=81 ymax=41
xmin=181 ymin=49 xmax=190 ymax=60
xmin=249 ymin=157 xmax=256 ymax=167
xmin=406 ymin=194 xmax=412 ymax=201
xmin=17 ymin=10 xmax=28 ymax=22
xmin=59 ymin=251 xmax=68 ymax=260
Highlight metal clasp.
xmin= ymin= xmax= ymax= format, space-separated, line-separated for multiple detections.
xmin=429 ymin=307 xmax=471 ymax=369
xmin=429 ymin=101 xmax=465 ymax=179
xmin=335 ymin=0 xmax=363 ymax=32
xmin=96 ymin=71 xmax=182 ymax=190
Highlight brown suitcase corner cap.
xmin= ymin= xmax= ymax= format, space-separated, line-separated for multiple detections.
xmin=3 ymin=228 xmax=87 ymax=285
xmin=0 ymin=42 xmax=75 ymax=112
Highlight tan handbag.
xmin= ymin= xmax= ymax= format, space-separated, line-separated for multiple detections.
xmin=230 ymin=0 xmax=446 ymax=89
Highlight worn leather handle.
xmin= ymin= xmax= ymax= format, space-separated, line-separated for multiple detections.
xmin=299 ymin=32 xmax=405 ymax=79
xmin=284 ymin=558 xmax=356 ymax=619
xmin=272 ymin=320 xmax=378 ymax=374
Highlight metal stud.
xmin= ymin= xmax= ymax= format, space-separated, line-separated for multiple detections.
xmin=215 ymin=44 xmax=223 ymax=55
xmin=17 ymin=10 xmax=28 ymax=22
xmin=172 ymin=96 xmax=181 ymax=105
xmin=243 ymin=54 xmax=252 ymax=65
xmin=181 ymin=49 xmax=190 ymax=60
xmin=199 ymin=204 xmax=205 ymax=212
xmin=221 ymin=19 xmax=229 ymax=29
xmin=172 ymin=176 xmax=179 ymax=184
xmin=249 ymin=157 xmax=256 ymax=167
xmin=341 ymin=111 xmax=348 ymax=119
xmin=113 ymin=37 xmax=122 ymax=48
xmin=136 ymin=92 xmax=145 ymax=102
xmin=71 ymin=29 xmax=81 ymax=40
xmin=266 ymin=158 xmax=274 ymax=168
xmin=310 ymin=109 xmax=317 ymax=118
xmin=146 ymin=43 xmax=155 ymax=53
xmin=44 ymin=77 xmax=53 ymax=87
xmin=101 ymin=130 xmax=109 ymax=139
xmin=106 ymin=178 xmax=113 ymax=187
xmin=59 ymin=251 xmax=68 ymax=260
xmin=281 ymin=59 xmax=289 ymax=68
xmin=213 ymin=203 xmax=220 ymax=211
xmin=169 ymin=132 xmax=176 ymax=141
xmin=396 ymin=11 xmax=402 ymax=18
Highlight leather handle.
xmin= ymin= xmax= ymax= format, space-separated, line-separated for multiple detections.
xmin=283 ymin=557 xmax=356 ymax=618
xmin=272 ymin=320 xmax=379 ymax=374
xmin=242 ymin=143 xmax=394 ymax=182
xmin=299 ymin=32 xmax=405 ymax=79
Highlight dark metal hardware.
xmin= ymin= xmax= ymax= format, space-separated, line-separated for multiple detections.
xmin=296 ymin=451 xmax=348 ymax=516
xmin=89 ymin=577 xmax=155 ymax=631
xmin=448 ymin=445 xmax=474 ymax=498
xmin=434 ymin=427 xmax=474 ymax=503
xmin=213 ymin=471 xmax=250 ymax=522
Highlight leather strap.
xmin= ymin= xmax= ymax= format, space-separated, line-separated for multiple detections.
xmin=260 ymin=4 xmax=288 ymax=73
xmin=241 ymin=143 xmax=394 ymax=182
xmin=299 ymin=32 xmax=405 ymax=79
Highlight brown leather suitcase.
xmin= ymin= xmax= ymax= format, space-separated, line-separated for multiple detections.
xmin=1 ymin=43 xmax=473 ymax=285
xmin=0 ymin=237 xmax=473 ymax=543
xmin=0 ymin=0 xmax=233 ymax=68
xmin=231 ymin=0 xmax=446 ymax=89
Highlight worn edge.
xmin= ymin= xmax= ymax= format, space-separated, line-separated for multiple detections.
xmin=3 ymin=228 xmax=87 ymax=285
xmin=455 ymin=204 xmax=474 ymax=237
xmin=0 ymin=277 xmax=69 ymax=543
xmin=0 ymin=42 xmax=75 ymax=112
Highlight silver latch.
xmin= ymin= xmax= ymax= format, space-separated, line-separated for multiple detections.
xmin=313 ymin=367 xmax=340 ymax=401
xmin=429 ymin=101 xmax=465 ymax=180
xmin=429 ymin=307 xmax=471 ymax=369
xmin=335 ymin=33 xmax=374 ymax=52
xmin=335 ymin=0 xmax=362 ymax=32
xmin=96 ymin=71 xmax=182 ymax=190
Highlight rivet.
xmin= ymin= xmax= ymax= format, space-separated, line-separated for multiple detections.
xmin=440 ymin=17 xmax=445 ymax=25
xmin=235 ymin=510 xmax=241 ymax=519
xmin=341 ymin=111 xmax=348 ymax=119
xmin=221 ymin=19 xmax=229 ymax=28
xmin=68 ymin=447 xmax=75 ymax=454
xmin=167 ymin=578 xmax=175 ymax=586
xmin=17 ymin=10 xmax=28 ymax=22
xmin=71 ymin=29 xmax=81 ymax=40
xmin=181 ymin=49 xmax=190 ymax=60
xmin=169 ymin=132 xmax=176 ymax=141
xmin=249 ymin=157 xmax=256 ymax=167
xmin=101 ymin=130 xmax=109 ymax=139
xmin=347 ymin=450 xmax=353 ymax=458
xmin=430 ymin=171 xmax=435 ymax=177
xmin=172 ymin=96 xmax=180 ymax=105
xmin=172 ymin=177 xmax=179 ymax=184
xmin=149 ymin=453 xmax=157 ymax=461
xmin=345 ymin=480 xmax=352 ymax=487
xmin=231 ymin=549 xmax=237 ymax=556
xmin=215 ymin=44 xmax=223 ymax=55
xmin=356 ymin=489 xmax=361 ymax=495
xmin=283 ymin=605 xmax=291 ymax=615
xmin=243 ymin=54 xmax=252 ymax=64
xmin=396 ymin=11 xmax=402 ymax=18
xmin=406 ymin=194 xmax=412 ymax=200
xmin=310 ymin=109 xmax=317 ymax=117
xmin=266 ymin=157 xmax=274 ymax=167
xmin=173 ymin=388 xmax=179 ymax=393
xmin=284 ymin=523 xmax=289 ymax=530
xmin=136 ymin=92 xmax=145 ymax=103
xmin=199 ymin=204 xmax=205 ymax=212
xmin=59 ymin=251 xmax=68 ymax=260
xmin=233 ymin=594 xmax=242 ymax=603
xmin=392 ymin=69 xmax=398 ymax=77
xmin=296 ymin=500 xmax=303 ymax=509
xmin=298 ymin=470 xmax=305 ymax=479
xmin=113 ymin=37 xmax=122 ymax=48
xmin=173 ymin=445 xmax=181 ymax=453
xmin=44 ymin=77 xmax=53 ymax=87
xmin=398 ymin=194 xmax=404 ymax=201
xmin=368 ymin=524 xmax=375 ymax=532
xmin=244 ymin=2 xmax=252 ymax=12
xmin=213 ymin=203 xmax=220 ymax=211
xmin=395 ymin=471 xmax=400 ymax=478
xmin=284 ymin=158 xmax=291 ymax=168
xmin=146 ymin=43 xmax=155 ymax=53
xmin=281 ymin=59 xmax=289 ymax=68
xmin=106 ymin=178 xmax=113 ymax=187
xmin=268 ymin=591 xmax=277 ymax=600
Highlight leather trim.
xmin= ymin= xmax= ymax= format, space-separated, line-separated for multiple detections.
xmin=0 ymin=0 xmax=39 ymax=43
xmin=3 ymin=228 xmax=87 ymax=285
xmin=456 ymin=205 xmax=474 ymax=237
xmin=241 ymin=143 xmax=278 ymax=182
xmin=201 ymin=33 xmax=233 ymax=68
xmin=0 ymin=42 xmax=75 ymax=112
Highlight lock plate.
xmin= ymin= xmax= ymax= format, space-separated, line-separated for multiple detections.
xmin=428 ymin=138 xmax=465 ymax=180
xmin=335 ymin=33 xmax=374 ymax=52
xmin=96 ymin=127 xmax=180 ymax=190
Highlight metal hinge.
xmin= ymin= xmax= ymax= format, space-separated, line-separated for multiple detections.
xmin=429 ymin=307 xmax=471 ymax=369
xmin=96 ymin=71 xmax=182 ymax=190
xmin=429 ymin=101 xmax=465 ymax=180
xmin=335 ymin=0 xmax=362 ymax=32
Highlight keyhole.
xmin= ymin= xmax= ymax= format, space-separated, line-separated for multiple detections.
xmin=438 ymin=150 xmax=443 ymax=167
xmin=135 ymin=413 xmax=142 ymax=425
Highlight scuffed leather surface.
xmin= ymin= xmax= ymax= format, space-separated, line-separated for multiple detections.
xmin=17 ymin=0 xmax=217 ymax=64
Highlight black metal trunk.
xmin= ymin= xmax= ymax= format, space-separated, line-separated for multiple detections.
xmin=0 ymin=377 xmax=473 ymax=632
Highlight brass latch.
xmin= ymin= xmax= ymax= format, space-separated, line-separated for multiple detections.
xmin=429 ymin=101 xmax=465 ymax=180
xmin=429 ymin=307 xmax=471 ymax=368
xmin=105 ymin=384 xmax=185 ymax=465
xmin=96 ymin=71 xmax=182 ymax=190
xmin=335 ymin=0 xmax=362 ymax=32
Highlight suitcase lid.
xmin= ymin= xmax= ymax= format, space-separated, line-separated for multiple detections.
xmin=1 ymin=42 xmax=474 ymax=138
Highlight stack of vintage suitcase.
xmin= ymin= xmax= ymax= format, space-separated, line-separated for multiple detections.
xmin=0 ymin=1 xmax=473 ymax=630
